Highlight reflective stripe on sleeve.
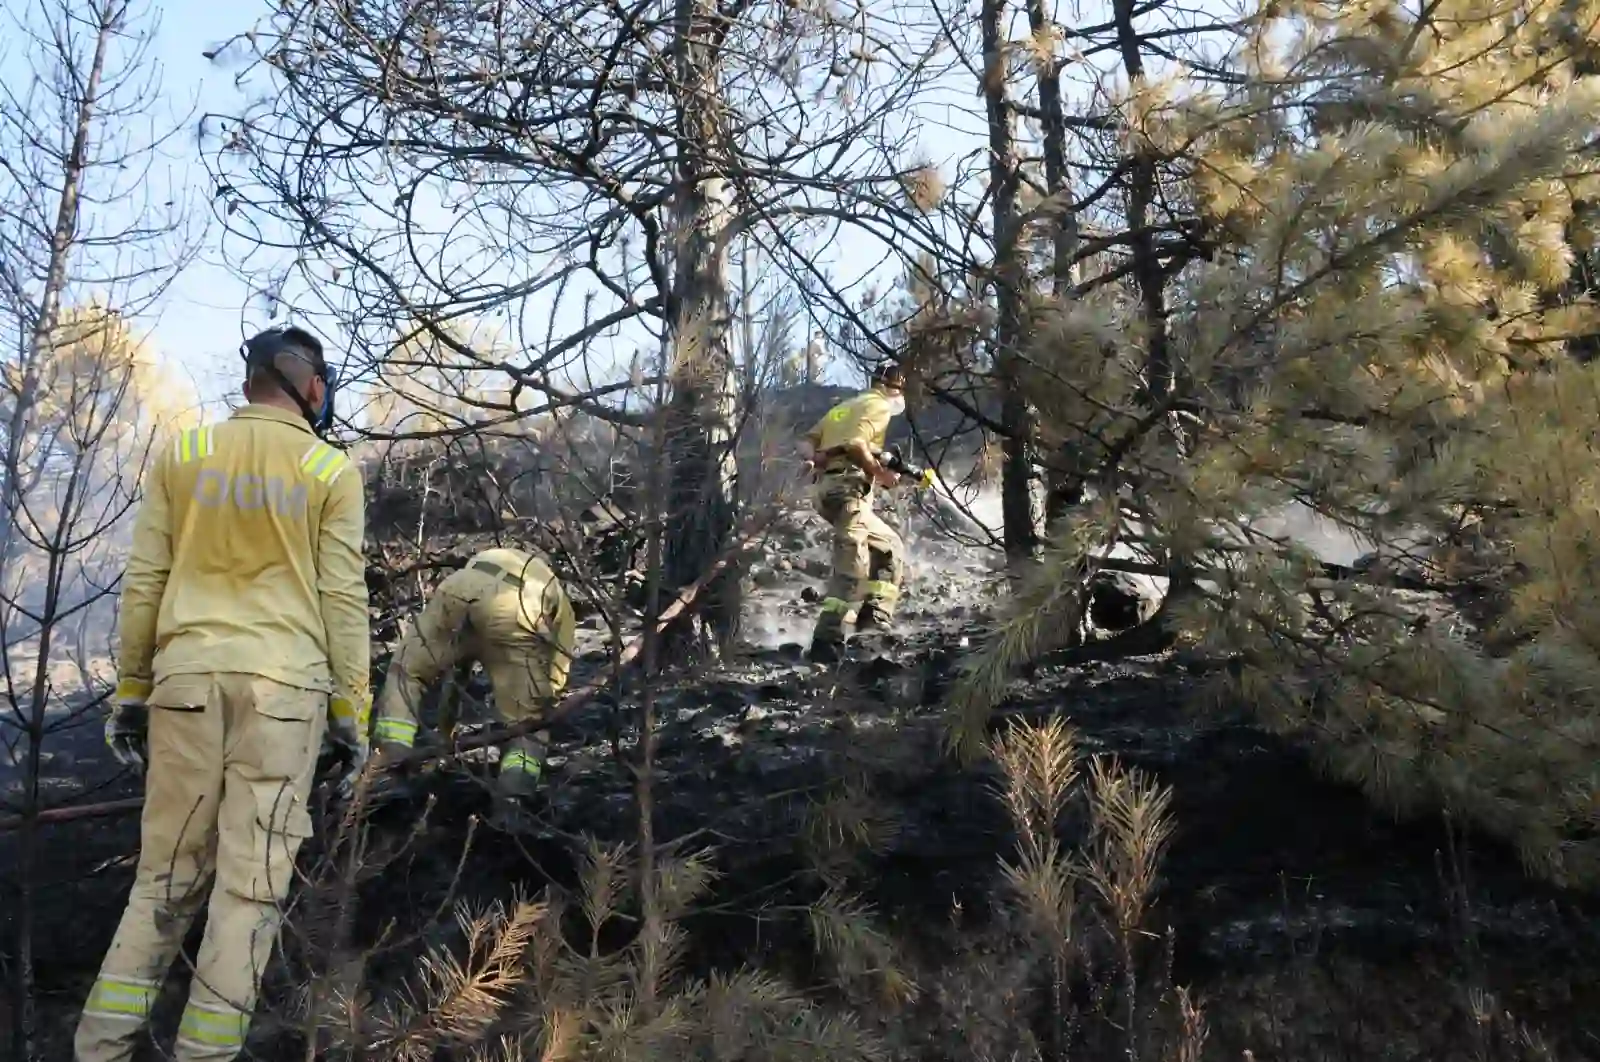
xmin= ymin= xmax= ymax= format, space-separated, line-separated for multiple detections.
xmin=299 ymin=442 xmax=350 ymax=484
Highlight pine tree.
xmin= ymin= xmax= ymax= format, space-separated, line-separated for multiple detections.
xmin=951 ymin=0 xmax=1600 ymax=886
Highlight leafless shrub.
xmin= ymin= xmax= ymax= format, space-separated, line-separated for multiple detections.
xmin=0 ymin=0 xmax=200 ymax=1055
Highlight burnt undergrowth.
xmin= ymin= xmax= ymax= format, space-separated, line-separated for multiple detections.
xmin=11 ymin=609 xmax=1600 ymax=1059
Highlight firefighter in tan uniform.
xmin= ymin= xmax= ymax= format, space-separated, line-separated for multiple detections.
xmin=801 ymin=361 xmax=911 ymax=660
xmin=371 ymin=546 xmax=576 ymax=811
xmin=76 ymin=326 xmax=370 ymax=1062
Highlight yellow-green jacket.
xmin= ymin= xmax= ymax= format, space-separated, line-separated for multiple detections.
xmin=808 ymin=387 xmax=894 ymax=460
xmin=116 ymin=404 xmax=371 ymax=725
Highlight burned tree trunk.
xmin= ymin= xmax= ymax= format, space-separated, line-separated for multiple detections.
xmin=1112 ymin=0 xmax=1173 ymax=408
xmin=660 ymin=0 xmax=739 ymax=660
xmin=1027 ymin=0 xmax=1087 ymax=531
xmin=982 ymin=0 xmax=1042 ymax=562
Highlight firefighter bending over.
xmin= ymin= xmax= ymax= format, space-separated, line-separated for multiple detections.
xmin=802 ymin=360 xmax=912 ymax=660
xmin=78 ymin=326 xmax=370 ymax=1062
xmin=371 ymin=546 xmax=576 ymax=816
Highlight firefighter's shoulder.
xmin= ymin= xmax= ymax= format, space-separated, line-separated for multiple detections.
xmin=826 ymin=390 xmax=882 ymax=422
xmin=168 ymin=422 xmax=218 ymax=466
xmin=856 ymin=390 xmax=892 ymax=414
xmin=296 ymin=439 xmax=355 ymax=486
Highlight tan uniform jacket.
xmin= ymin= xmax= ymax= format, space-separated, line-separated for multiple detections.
xmin=809 ymin=388 xmax=894 ymax=469
xmin=116 ymin=404 xmax=371 ymax=720
xmin=464 ymin=546 xmax=578 ymax=697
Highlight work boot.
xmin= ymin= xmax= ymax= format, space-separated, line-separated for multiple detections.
xmin=488 ymin=736 xmax=547 ymax=832
xmin=808 ymin=606 xmax=850 ymax=663
xmin=855 ymin=601 xmax=894 ymax=632
xmin=807 ymin=635 xmax=845 ymax=663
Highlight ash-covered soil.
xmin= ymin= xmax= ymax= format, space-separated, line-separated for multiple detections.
xmin=6 ymin=503 xmax=1600 ymax=1060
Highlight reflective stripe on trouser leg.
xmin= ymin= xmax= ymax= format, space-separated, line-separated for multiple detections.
xmin=77 ymin=688 xmax=224 ymax=1062
xmin=176 ymin=895 xmax=286 ymax=1061
xmin=373 ymin=581 xmax=471 ymax=749
xmin=501 ymin=734 xmax=546 ymax=779
xmin=76 ymin=975 xmax=163 ymax=1062
xmin=863 ymin=579 xmax=899 ymax=606
xmin=83 ymin=977 xmax=161 ymax=1020
xmin=175 ymin=676 xmax=323 ymax=1062
xmin=176 ymin=1001 xmax=250 ymax=1058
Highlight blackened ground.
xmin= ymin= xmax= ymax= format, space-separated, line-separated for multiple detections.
xmin=7 ymin=497 xmax=1600 ymax=1062
xmin=10 ymin=607 xmax=1600 ymax=1061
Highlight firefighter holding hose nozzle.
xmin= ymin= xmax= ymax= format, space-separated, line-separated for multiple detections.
xmin=800 ymin=360 xmax=928 ymax=661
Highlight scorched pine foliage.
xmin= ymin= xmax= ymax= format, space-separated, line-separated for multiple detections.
xmin=953 ymin=0 xmax=1600 ymax=887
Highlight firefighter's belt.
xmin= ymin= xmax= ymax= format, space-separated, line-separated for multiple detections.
xmin=816 ymin=447 xmax=863 ymax=476
xmin=471 ymin=559 xmax=524 ymax=588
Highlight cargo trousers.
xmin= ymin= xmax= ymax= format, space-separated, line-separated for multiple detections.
xmin=372 ymin=556 xmax=568 ymax=792
xmin=75 ymin=673 xmax=325 ymax=1062
xmin=811 ymin=465 xmax=906 ymax=649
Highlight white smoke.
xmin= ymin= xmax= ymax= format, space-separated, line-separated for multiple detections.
xmin=737 ymin=476 xmax=1386 ymax=652
xmin=742 ymin=600 xmax=817 ymax=649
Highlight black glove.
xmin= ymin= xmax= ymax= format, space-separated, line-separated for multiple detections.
xmin=105 ymin=699 xmax=149 ymax=775
xmin=319 ymin=695 xmax=371 ymax=800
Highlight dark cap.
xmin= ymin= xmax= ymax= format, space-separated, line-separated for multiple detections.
xmin=870 ymin=360 xmax=906 ymax=388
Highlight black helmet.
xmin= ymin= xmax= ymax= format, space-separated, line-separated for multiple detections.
xmin=242 ymin=325 xmax=339 ymax=435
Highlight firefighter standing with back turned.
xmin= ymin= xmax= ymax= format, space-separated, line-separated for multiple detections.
xmin=802 ymin=360 xmax=913 ymax=661
xmin=76 ymin=327 xmax=371 ymax=1062
xmin=370 ymin=544 xmax=576 ymax=824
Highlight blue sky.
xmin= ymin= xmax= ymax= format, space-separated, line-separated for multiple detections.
xmin=107 ymin=0 xmax=279 ymax=408
xmin=119 ymin=0 xmax=905 ymax=414
xmin=6 ymin=0 xmax=1197 ymax=422
xmin=0 ymin=0 xmax=270 ymax=411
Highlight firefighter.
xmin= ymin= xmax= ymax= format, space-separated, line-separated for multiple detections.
xmin=370 ymin=545 xmax=576 ymax=814
xmin=77 ymin=326 xmax=370 ymax=1062
xmin=801 ymin=360 xmax=911 ymax=660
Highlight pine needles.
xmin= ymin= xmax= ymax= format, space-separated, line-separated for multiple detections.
xmin=306 ymin=831 xmax=891 ymax=1062
xmin=948 ymin=0 xmax=1600 ymax=888
xmin=986 ymin=717 xmax=1202 ymax=1062
xmin=367 ymin=896 xmax=547 ymax=1062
